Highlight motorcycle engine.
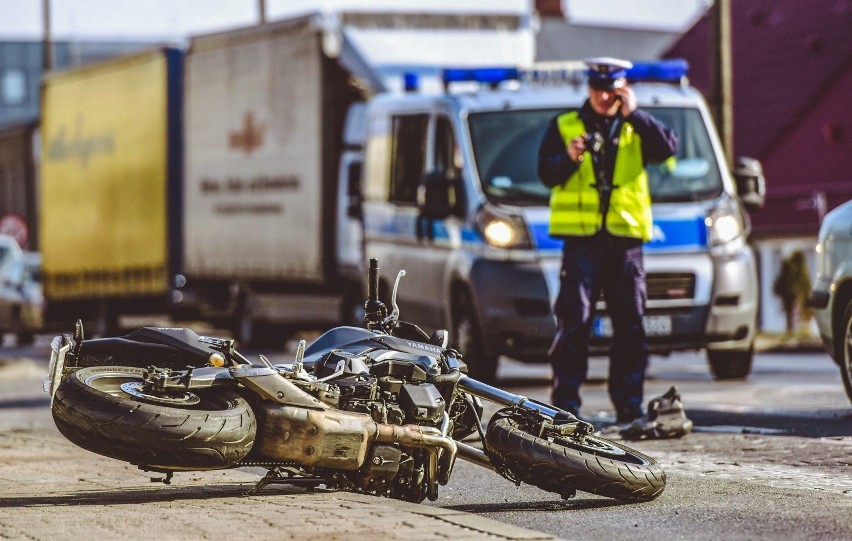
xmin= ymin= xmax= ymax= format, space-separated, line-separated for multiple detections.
xmin=315 ymin=350 xmax=446 ymax=426
xmin=311 ymin=349 xmax=449 ymax=497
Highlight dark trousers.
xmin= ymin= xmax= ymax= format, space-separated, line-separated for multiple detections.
xmin=548 ymin=236 xmax=648 ymax=422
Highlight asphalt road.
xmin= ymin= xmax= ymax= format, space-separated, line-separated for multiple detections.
xmin=428 ymin=350 xmax=852 ymax=540
xmin=1 ymin=332 xmax=850 ymax=540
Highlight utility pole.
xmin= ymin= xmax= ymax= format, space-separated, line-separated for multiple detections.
xmin=258 ymin=0 xmax=267 ymax=24
xmin=42 ymin=0 xmax=53 ymax=72
xmin=709 ymin=0 xmax=733 ymax=164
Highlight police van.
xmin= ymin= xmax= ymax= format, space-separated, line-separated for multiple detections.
xmin=359 ymin=61 xmax=765 ymax=382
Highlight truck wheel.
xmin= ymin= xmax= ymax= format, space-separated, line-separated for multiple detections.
xmin=235 ymin=314 xmax=290 ymax=349
xmin=233 ymin=303 xmax=254 ymax=346
xmin=94 ymin=301 xmax=120 ymax=338
xmin=233 ymin=297 xmax=291 ymax=349
xmin=453 ymin=290 xmax=498 ymax=384
xmin=10 ymin=306 xmax=34 ymax=345
xmin=16 ymin=331 xmax=34 ymax=346
xmin=340 ymin=285 xmax=365 ymax=327
xmin=52 ymin=366 xmax=256 ymax=470
xmin=838 ymin=300 xmax=852 ymax=404
xmin=707 ymin=347 xmax=753 ymax=380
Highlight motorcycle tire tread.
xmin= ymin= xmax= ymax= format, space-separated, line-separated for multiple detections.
xmin=52 ymin=366 xmax=256 ymax=470
xmin=486 ymin=415 xmax=665 ymax=502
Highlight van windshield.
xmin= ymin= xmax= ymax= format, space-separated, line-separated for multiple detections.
xmin=468 ymin=107 xmax=723 ymax=205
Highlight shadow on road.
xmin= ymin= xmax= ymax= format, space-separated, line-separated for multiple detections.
xmin=0 ymin=396 xmax=50 ymax=409
xmin=444 ymin=498 xmax=624 ymax=514
xmin=0 ymin=482 xmax=317 ymax=508
xmin=688 ymin=408 xmax=852 ymax=438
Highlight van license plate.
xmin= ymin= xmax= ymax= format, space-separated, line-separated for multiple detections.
xmin=593 ymin=315 xmax=672 ymax=337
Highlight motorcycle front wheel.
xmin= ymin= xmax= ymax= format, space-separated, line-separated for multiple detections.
xmin=485 ymin=412 xmax=665 ymax=502
xmin=52 ymin=366 xmax=256 ymax=470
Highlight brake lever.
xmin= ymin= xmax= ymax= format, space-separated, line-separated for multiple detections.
xmin=383 ymin=269 xmax=406 ymax=327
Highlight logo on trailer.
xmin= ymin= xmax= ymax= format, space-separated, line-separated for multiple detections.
xmin=229 ymin=112 xmax=266 ymax=155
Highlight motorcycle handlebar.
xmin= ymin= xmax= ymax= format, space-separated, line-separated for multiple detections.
xmin=364 ymin=258 xmax=387 ymax=329
xmin=368 ymin=258 xmax=379 ymax=305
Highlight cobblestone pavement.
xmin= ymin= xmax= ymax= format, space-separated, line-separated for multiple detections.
xmin=0 ymin=359 xmax=557 ymax=541
xmin=634 ymin=431 xmax=852 ymax=496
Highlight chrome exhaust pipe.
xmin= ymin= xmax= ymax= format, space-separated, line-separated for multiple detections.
xmin=258 ymin=404 xmax=457 ymax=483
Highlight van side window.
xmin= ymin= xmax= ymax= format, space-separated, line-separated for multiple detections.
xmin=389 ymin=114 xmax=429 ymax=204
xmin=434 ymin=116 xmax=460 ymax=182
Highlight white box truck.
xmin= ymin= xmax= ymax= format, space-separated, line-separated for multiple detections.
xmin=176 ymin=17 xmax=378 ymax=345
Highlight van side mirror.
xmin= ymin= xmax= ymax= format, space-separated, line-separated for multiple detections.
xmin=417 ymin=170 xmax=461 ymax=220
xmin=732 ymin=157 xmax=766 ymax=211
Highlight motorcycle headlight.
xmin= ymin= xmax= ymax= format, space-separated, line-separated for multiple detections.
xmin=706 ymin=195 xmax=747 ymax=246
xmin=474 ymin=204 xmax=532 ymax=249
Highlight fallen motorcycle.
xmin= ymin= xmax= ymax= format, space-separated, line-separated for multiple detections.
xmin=43 ymin=259 xmax=665 ymax=503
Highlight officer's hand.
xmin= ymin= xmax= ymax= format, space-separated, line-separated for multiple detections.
xmin=615 ymin=86 xmax=637 ymax=117
xmin=568 ymin=136 xmax=586 ymax=163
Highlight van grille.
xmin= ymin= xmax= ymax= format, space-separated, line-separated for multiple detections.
xmin=646 ymin=272 xmax=695 ymax=301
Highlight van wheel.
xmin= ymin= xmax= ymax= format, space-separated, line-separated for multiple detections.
xmin=453 ymin=290 xmax=498 ymax=384
xmin=707 ymin=348 xmax=753 ymax=380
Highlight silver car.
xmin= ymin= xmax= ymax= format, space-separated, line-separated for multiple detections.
xmin=0 ymin=235 xmax=44 ymax=345
xmin=810 ymin=199 xmax=852 ymax=403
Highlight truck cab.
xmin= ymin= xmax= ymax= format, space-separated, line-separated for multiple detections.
xmin=359 ymin=61 xmax=764 ymax=382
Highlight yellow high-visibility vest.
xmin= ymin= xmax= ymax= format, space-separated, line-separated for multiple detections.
xmin=549 ymin=111 xmax=653 ymax=241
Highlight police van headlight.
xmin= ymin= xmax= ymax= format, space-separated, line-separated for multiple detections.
xmin=475 ymin=204 xmax=532 ymax=249
xmin=706 ymin=195 xmax=747 ymax=246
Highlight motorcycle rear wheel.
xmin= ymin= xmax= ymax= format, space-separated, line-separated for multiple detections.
xmin=52 ymin=366 xmax=256 ymax=470
xmin=485 ymin=413 xmax=665 ymax=502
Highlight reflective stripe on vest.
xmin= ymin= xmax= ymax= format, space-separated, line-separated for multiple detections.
xmin=550 ymin=111 xmax=653 ymax=241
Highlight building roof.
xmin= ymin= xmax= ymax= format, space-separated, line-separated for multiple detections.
xmin=664 ymin=0 xmax=852 ymax=236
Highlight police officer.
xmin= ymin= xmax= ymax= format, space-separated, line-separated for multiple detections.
xmin=537 ymin=58 xmax=677 ymax=424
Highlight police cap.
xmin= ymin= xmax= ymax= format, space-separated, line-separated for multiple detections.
xmin=584 ymin=57 xmax=633 ymax=90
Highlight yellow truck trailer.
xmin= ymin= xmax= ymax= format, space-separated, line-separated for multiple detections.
xmin=39 ymin=48 xmax=182 ymax=334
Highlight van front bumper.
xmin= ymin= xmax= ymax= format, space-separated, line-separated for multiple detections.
xmin=592 ymin=249 xmax=758 ymax=354
xmin=468 ymin=246 xmax=758 ymax=362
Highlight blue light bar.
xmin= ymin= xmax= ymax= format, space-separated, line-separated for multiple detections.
xmin=441 ymin=67 xmax=519 ymax=88
xmin=626 ymin=59 xmax=689 ymax=83
xmin=403 ymin=72 xmax=419 ymax=92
